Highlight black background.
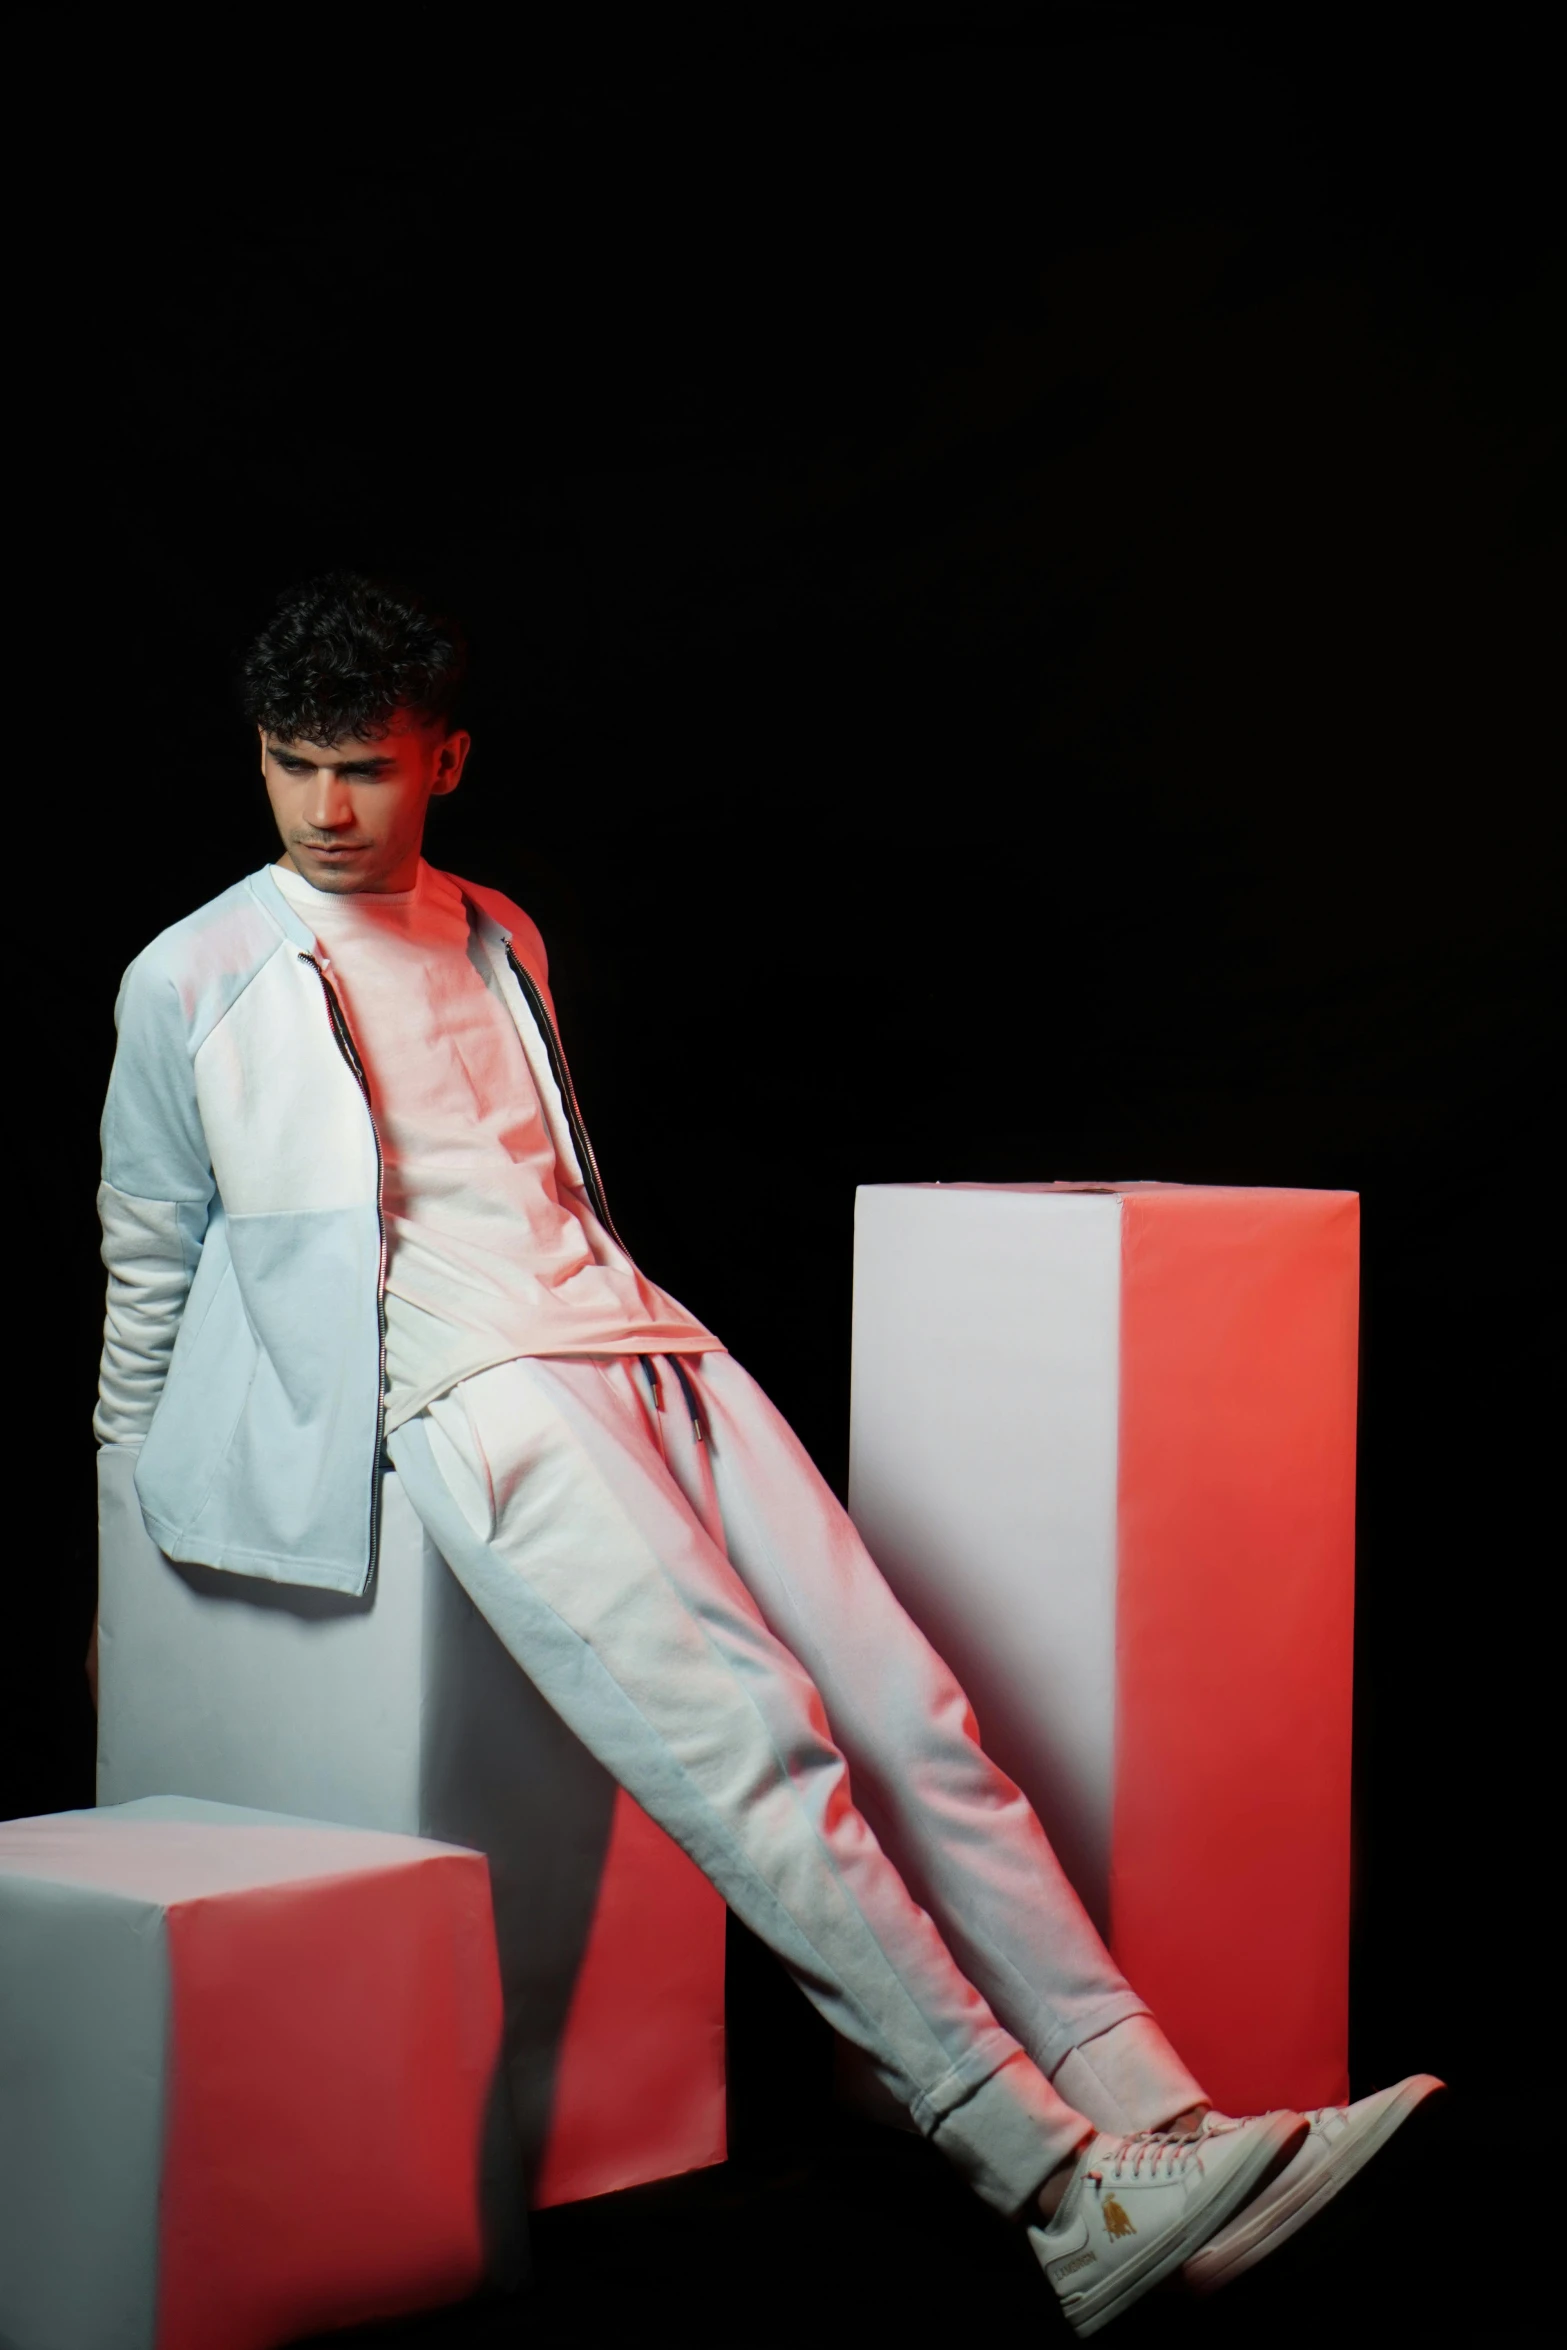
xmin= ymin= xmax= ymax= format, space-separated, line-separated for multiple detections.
xmin=8 ymin=9 xmax=1562 ymax=2342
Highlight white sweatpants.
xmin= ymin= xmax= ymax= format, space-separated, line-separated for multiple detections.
xmin=388 ymin=1350 xmax=1206 ymax=2215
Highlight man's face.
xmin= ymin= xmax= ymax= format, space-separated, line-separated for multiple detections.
xmin=261 ymin=711 xmax=470 ymax=894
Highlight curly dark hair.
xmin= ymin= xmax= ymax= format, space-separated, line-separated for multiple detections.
xmin=240 ymin=572 xmax=468 ymax=743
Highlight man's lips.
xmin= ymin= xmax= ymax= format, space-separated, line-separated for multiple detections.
xmin=298 ymin=842 xmax=369 ymax=855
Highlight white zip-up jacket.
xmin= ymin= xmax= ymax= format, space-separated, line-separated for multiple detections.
xmin=95 ymin=862 xmax=613 ymax=1595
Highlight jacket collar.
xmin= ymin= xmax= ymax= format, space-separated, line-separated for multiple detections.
xmin=246 ymin=862 xmax=319 ymax=953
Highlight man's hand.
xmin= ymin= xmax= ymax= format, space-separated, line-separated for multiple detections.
xmin=86 ymin=1608 xmax=99 ymax=1713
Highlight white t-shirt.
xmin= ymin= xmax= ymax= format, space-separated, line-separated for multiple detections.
xmin=272 ymin=859 xmax=717 ymax=1428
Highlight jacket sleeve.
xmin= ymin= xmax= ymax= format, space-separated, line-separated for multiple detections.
xmin=94 ymin=953 xmax=216 ymax=1447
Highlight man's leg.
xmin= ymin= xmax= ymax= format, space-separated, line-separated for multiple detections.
xmin=388 ymin=1355 xmax=1090 ymax=2219
xmin=667 ymin=1351 xmax=1209 ymax=2137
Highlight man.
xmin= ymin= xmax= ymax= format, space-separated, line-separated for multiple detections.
xmin=93 ymin=573 xmax=1438 ymax=2336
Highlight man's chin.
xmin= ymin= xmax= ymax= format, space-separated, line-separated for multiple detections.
xmin=288 ymin=848 xmax=382 ymax=892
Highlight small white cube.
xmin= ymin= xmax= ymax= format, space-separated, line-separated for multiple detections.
xmin=0 ymin=1796 xmax=510 ymax=2350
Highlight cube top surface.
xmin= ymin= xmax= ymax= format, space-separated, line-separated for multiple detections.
xmin=858 ymin=1179 xmax=1357 ymax=1203
xmin=0 ymin=1794 xmax=485 ymax=1904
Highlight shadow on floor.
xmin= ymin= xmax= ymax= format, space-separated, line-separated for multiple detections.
xmin=291 ymin=2088 xmax=1539 ymax=2348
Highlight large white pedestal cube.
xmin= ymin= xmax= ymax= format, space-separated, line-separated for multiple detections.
xmin=0 ymin=1797 xmax=506 ymax=2350
xmin=96 ymin=1449 xmax=726 ymax=2207
xmin=849 ymin=1182 xmax=1357 ymax=2115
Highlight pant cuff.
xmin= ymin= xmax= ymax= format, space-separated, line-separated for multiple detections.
xmin=929 ymin=2049 xmax=1092 ymax=2218
xmin=1049 ymin=2012 xmax=1209 ymax=2135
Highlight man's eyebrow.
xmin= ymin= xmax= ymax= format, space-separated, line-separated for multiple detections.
xmin=265 ymin=741 xmax=397 ymax=770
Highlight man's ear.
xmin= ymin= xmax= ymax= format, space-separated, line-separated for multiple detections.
xmin=431 ymin=730 xmax=471 ymax=797
xmin=258 ymin=726 xmax=270 ymax=775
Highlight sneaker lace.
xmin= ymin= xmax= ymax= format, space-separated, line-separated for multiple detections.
xmin=1092 ymin=2128 xmax=1204 ymax=2186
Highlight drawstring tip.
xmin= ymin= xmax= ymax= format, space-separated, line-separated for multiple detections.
xmin=669 ymin=1357 xmax=706 ymax=1446
xmin=644 ymin=1354 xmax=705 ymax=1445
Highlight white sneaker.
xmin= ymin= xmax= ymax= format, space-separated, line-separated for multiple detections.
xmin=1029 ymin=2110 xmax=1306 ymax=2337
xmin=1181 ymin=2074 xmax=1445 ymax=2292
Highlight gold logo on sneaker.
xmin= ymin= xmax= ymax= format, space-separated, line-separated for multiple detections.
xmin=1101 ymin=2197 xmax=1136 ymax=2238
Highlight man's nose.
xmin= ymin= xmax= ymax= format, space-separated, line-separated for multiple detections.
xmin=303 ymin=775 xmax=355 ymax=830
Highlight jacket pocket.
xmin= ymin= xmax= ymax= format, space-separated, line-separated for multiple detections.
xmin=136 ymin=1250 xmax=258 ymax=1546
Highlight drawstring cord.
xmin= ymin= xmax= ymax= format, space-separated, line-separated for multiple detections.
xmin=670 ymin=1357 xmax=705 ymax=1443
xmin=639 ymin=1354 xmax=705 ymax=1445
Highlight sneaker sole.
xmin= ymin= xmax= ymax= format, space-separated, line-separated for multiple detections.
xmin=1183 ymin=2074 xmax=1446 ymax=2293
xmin=1045 ymin=2110 xmax=1308 ymax=2338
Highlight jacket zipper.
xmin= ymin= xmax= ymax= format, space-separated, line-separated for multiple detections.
xmin=502 ymin=945 xmax=623 ymax=1245
xmin=502 ymin=946 xmax=704 ymax=1438
xmin=302 ymin=953 xmax=387 ymax=1590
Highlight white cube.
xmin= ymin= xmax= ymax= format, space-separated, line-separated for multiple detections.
xmin=96 ymin=1449 xmax=726 ymax=2205
xmin=0 ymin=1797 xmax=506 ymax=2350
xmin=849 ymin=1182 xmax=1357 ymax=2114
